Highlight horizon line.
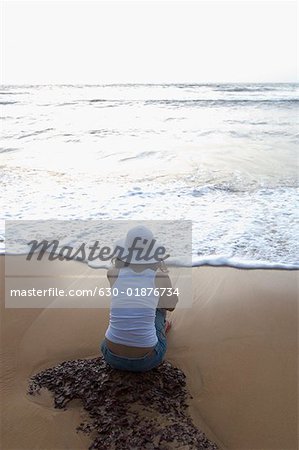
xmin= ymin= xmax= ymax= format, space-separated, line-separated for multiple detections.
xmin=1 ymin=81 xmax=298 ymax=87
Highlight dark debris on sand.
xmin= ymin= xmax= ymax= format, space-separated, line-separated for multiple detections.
xmin=28 ymin=357 xmax=218 ymax=450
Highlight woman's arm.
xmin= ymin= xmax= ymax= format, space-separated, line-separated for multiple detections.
xmin=155 ymin=271 xmax=178 ymax=311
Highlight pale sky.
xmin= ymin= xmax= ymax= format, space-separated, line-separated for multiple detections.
xmin=1 ymin=0 xmax=298 ymax=84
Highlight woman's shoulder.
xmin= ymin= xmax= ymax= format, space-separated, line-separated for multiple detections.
xmin=155 ymin=269 xmax=169 ymax=278
xmin=155 ymin=269 xmax=171 ymax=286
xmin=107 ymin=267 xmax=119 ymax=281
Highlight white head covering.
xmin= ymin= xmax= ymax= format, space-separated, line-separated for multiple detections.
xmin=114 ymin=225 xmax=167 ymax=264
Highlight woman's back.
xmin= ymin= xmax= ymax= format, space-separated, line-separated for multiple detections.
xmin=105 ymin=267 xmax=160 ymax=347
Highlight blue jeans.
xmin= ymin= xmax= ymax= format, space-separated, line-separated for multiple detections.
xmin=100 ymin=308 xmax=167 ymax=372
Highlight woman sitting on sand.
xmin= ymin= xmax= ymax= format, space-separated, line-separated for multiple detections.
xmin=100 ymin=226 xmax=178 ymax=372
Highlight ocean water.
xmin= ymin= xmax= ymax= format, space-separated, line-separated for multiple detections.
xmin=1 ymin=83 xmax=298 ymax=268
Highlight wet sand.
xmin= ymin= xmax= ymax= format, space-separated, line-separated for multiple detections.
xmin=1 ymin=255 xmax=297 ymax=449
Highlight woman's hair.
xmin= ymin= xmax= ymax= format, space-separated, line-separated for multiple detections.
xmin=111 ymin=257 xmax=169 ymax=273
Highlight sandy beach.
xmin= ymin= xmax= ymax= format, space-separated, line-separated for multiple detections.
xmin=1 ymin=255 xmax=298 ymax=449
xmin=2 ymin=1 xmax=298 ymax=448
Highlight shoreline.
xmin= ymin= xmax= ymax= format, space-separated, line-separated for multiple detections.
xmin=2 ymin=250 xmax=299 ymax=270
xmin=1 ymin=255 xmax=298 ymax=449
